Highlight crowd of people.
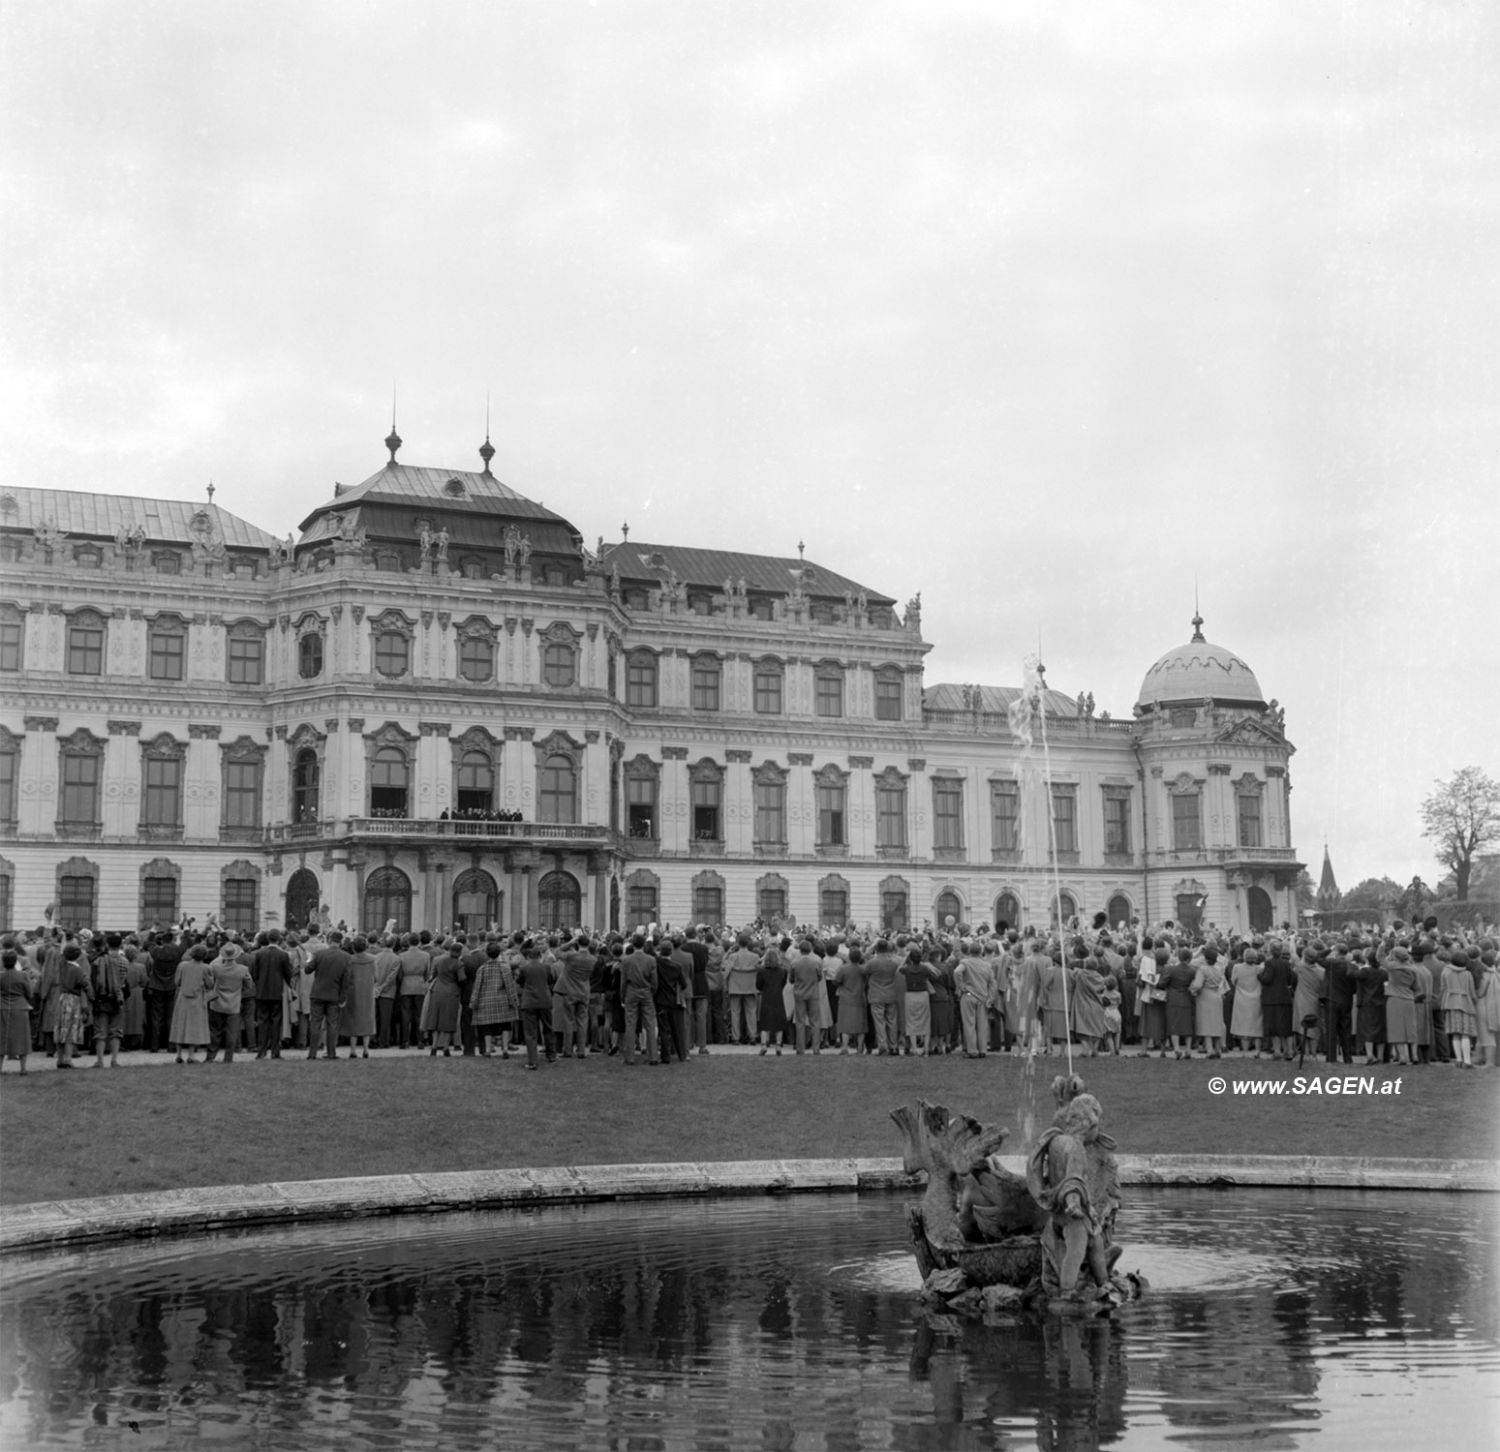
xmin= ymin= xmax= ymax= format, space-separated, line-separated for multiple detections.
xmin=1 ymin=915 xmax=1496 ymax=1075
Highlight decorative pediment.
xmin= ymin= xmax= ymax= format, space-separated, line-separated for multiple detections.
xmin=286 ymin=722 xmax=326 ymax=753
xmin=626 ymin=867 xmax=660 ymax=891
xmin=456 ymin=613 xmax=497 ymax=642
xmin=814 ymin=762 xmax=849 ymax=787
xmin=689 ymin=757 xmax=724 ymax=783
xmin=752 ymin=760 xmax=788 ymax=785
xmin=141 ymin=731 xmax=186 ymax=761
xmin=818 ymin=872 xmax=850 ymax=894
xmin=1215 ymin=716 xmax=1281 ymax=746
xmin=363 ymin=720 xmax=418 ymax=749
xmin=691 ymin=868 xmax=726 ymax=892
xmin=450 ymin=725 xmax=502 ymax=760
xmin=294 ymin=611 xmax=324 ymax=635
xmin=533 ymin=728 xmax=583 ymax=762
xmin=57 ymin=727 xmax=105 ymax=756
xmin=624 ymin=753 xmax=660 ymax=782
xmin=220 ymin=734 xmax=267 ymax=764
xmin=1168 ymin=771 xmax=1200 ymax=794
xmin=370 ymin=608 xmax=414 ymax=637
xmin=875 ymin=764 xmax=910 ymax=788
xmin=541 ymin=619 xmax=581 ymax=644
xmin=1233 ymin=772 xmax=1265 ymax=796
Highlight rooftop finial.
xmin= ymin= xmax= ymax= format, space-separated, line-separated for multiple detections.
xmin=479 ymin=393 xmax=495 ymax=474
xmin=621 ymin=521 xmax=630 ymax=543
xmin=205 ymin=480 xmax=215 ymax=502
xmin=385 ymin=387 xmax=401 ymax=466
xmin=797 ymin=539 xmax=805 ymax=560
xmin=1191 ymin=580 xmax=1205 ymax=641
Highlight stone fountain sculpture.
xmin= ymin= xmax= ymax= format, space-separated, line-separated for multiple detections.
xmin=891 ymin=1075 xmax=1144 ymax=1317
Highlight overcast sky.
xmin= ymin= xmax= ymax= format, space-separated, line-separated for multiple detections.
xmin=3 ymin=1 xmax=1496 ymax=890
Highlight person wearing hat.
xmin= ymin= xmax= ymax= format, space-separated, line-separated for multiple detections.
xmin=203 ymin=941 xmax=253 ymax=1064
xmin=1439 ymin=950 xmax=1479 ymax=1068
xmin=1352 ymin=946 xmax=1389 ymax=1064
xmin=1382 ymin=946 xmax=1419 ymax=1066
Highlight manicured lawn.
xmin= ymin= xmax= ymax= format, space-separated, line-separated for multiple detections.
xmin=1 ymin=1049 xmax=1494 ymax=1206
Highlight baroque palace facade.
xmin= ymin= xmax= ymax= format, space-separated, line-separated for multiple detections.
xmin=0 ymin=433 xmax=1304 ymax=938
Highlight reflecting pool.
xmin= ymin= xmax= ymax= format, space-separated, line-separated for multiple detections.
xmin=1 ymin=1186 xmax=1496 ymax=1450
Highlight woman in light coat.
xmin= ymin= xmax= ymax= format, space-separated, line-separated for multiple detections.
xmin=169 ymin=945 xmax=213 ymax=1064
xmin=1190 ymin=946 xmax=1228 ymax=1058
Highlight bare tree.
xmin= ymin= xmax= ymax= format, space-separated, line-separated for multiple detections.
xmin=1420 ymin=767 xmax=1500 ymax=901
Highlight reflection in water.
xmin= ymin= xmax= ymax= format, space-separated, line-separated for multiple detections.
xmin=0 ymin=1188 xmax=1496 ymax=1450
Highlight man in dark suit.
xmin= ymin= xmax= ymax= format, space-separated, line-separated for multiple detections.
xmin=305 ymin=931 xmax=351 ymax=1061
xmin=1323 ymin=944 xmax=1356 ymax=1064
xmin=252 ymin=930 xmax=297 ymax=1059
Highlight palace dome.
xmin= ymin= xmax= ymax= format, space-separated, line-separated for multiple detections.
xmin=1136 ymin=616 xmax=1265 ymax=710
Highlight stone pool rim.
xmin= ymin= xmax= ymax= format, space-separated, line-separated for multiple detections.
xmin=1 ymin=1154 xmax=1494 ymax=1255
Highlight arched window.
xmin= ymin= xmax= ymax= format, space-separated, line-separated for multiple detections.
xmin=753 ymin=659 xmax=783 ymax=715
xmin=625 ymin=756 xmax=660 ymax=840
xmin=994 ymin=891 xmax=1022 ymax=930
xmin=66 ymin=610 xmax=106 ymax=676
xmin=934 ymin=889 xmax=963 ymax=930
xmin=292 ymin=748 xmax=320 ymax=823
xmin=691 ymin=654 xmax=721 ymax=712
xmin=148 ymin=614 xmax=186 ymax=682
xmin=285 ymin=867 xmax=320 ymax=931
xmin=452 ymin=868 xmax=499 ymax=934
xmin=364 ymin=866 xmax=412 ymax=934
xmin=298 ymin=630 xmax=324 ymax=679
xmin=626 ymin=650 xmax=657 ymax=707
xmin=538 ymin=870 xmax=581 ymax=931
xmin=374 ymin=629 xmax=409 ymax=678
xmin=369 ymin=745 xmax=409 ymax=817
xmin=757 ymin=873 xmax=789 ymax=922
xmin=456 ymin=749 xmax=494 ymax=814
xmin=815 ymin=767 xmax=847 ymax=848
xmin=1051 ymin=891 xmax=1079 ymax=927
xmin=459 ymin=635 xmax=494 ymax=682
xmin=539 ymin=753 xmax=577 ymax=823
xmin=690 ymin=760 xmax=723 ymax=842
xmin=880 ymin=877 xmax=909 ymax=933
xmin=691 ymin=871 xmax=724 ymax=924
xmin=819 ymin=875 xmax=849 ymax=926
xmin=753 ymin=763 xmax=787 ymax=846
xmin=543 ymin=640 xmax=576 ymax=688
xmin=1106 ymin=893 xmax=1133 ymax=929
xmin=626 ymin=870 xmax=659 ymax=926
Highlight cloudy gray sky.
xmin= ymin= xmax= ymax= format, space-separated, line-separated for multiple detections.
xmin=3 ymin=1 xmax=1496 ymax=890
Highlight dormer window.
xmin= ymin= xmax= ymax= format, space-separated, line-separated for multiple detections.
xmin=444 ymin=477 xmax=466 ymax=497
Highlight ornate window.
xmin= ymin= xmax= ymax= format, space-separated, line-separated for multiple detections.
xmin=139 ymin=858 xmax=181 ymax=928
xmin=456 ymin=616 xmax=497 ymax=683
xmin=880 ymin=875 xmax=909 ymax=933
xmin=291 ymin=743 xmax=320 ymax=824
xmin=819 ymin=874 xmax=849 ymax=926
xmin=539 ymin=870 xmax=581 ymax=930
xmin=459 ymin=634 xmax=494 ymax=683
xmin=363 ymin=865 xmax=412 ymax=935
xmin=990 ymin=780 xmax=1019 ymax=854
xmin=140 ymin=733 xmax=185 ymax=836
xmin=626 ymin=650 xmax=657 ymax=707
xmin=297 ymin=620 xmax=324 ymax=679
xmin=749 ymin=595 xmax=773 ymax=621
xmin=226 ymin=620 xmax=265 ymax=685
xmin=691 ymin=654 xmax=721 ymax=712
xmin=57 ymin=730 xmax=104 ymax=831
xmin=148 ymin=613 xmax=187 ymax=682
xmin=814 ymin=662 xmax=844 ymax=718
xmin=935 ymin=888 xmax=963 ymax=929
xmin=0 ymin=727 xmax=16 ymax=826
xmin=1235 ymin=775 xmax=1264 ymax=849
xmin=535 ymin=732 xmax=583 ymax=823
xmin=373 ymin=621 xmax=411 ymax=677
xmin=1051 ymin=890 xmax=1079 ymax=927
xmin=153 ymin=550 xmax=182 ymax=575
xmin=753 ymin=659 xmax=784 ymax=715
xmin=815 ymin=764 xmax=847 ymax=848
xmin=626 ymin=869 xmax=659 ymax=926
xmin=757 ymin=872 xmax=789 ymax=922
xmin=874 ymin=666 xmax=903 ymax=721
xmin=0 ymin=605 xmax=23 ymax=672
xmin=74 ymin=543 xmax=102 ymax=569
xmin=625 ymin=755 xmax=659 ymax=839
xmin=455 ymin=749 xmax=495 ymax=814
xmin=56 ymin=857 xmax=99 ymax=929
xmin=1103 ymin=787 xmax=1132 ymax=856
xmin=994 ymin=890 xmax=1022 ymax=929
xmin=691 ymin=870 xmax=724 ymax=924
xmin=752 ymin=762 xmax=787 ymax=846
xmin=932 ymin=775 xmax=964 ymax=854
xmin=690 ymin=759 xmax=723 ymax=842
xmin=452 ymin=868 xmax=499 ymax=933
xmin=369 ymin=744 xmax=410 ymax=816
xmin=1050 ymin=784 xmax=1078 ymax=857
xmin=221 ymin=737 xmax=265 ymax=834
xmin=1170 ymin=778 xmax=1202 ymax=852
xmin=66 ymin=609 xmax=106 ymax=676
xmin=460 ymin=556 xmax=486 ymax=580
xmin=541 ymin=622 xmax=580 ymax=688
xmin=285 ymin=866 xmax=320 ymax=930
xmin=1106 ymin=893 xmax=1134 ymax=929
xmin=875 ymin=767 xmax=908 ymax=851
